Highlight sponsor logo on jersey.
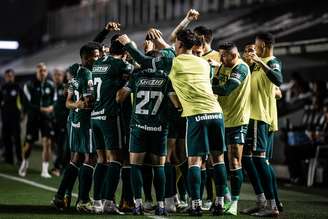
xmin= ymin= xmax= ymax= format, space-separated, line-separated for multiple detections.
xmin=91 ymin=109 xmax=105 ymax=116
xmin=45 ymin=87 xmax=51 ymax=94
xmin=195 ymin=113 xmax=221 ymax=122
xmin=136 ymin=79 xmax=164 ymax=87
xmin=92 ymin=65 xmax=109 ymax=73
xmin=136 ymin=124 xmax=162 ymax=131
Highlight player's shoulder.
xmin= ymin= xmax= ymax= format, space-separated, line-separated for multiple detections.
xmin=267 ymin=56 xmax=282 ymax=70
xmin=234 ymin=60 xmax=250 ymax=74
xmin=45 ymin=79 xmax=54 ymax=87
xmin=160 ymin=47 xmax=176 ymax=58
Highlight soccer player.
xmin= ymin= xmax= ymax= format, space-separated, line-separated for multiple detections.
xmin=51 ymin=42 xmax=99 ymax=212
xmin=168 ymin=29 xmax=227 ymax=216
xmin=91 ymin=34 xmax=133 ymax=214
xmin=19 ymin=63 xmax=55 ymax=178
xmin=0 ymin=69 xmax=23 ymax=165
xmin=211 ymin=42 xmax=251 ymax=215
xmin=117 ymin=50 xmax=174 ymax=216
xmin=52 ymin=68 xmax=69 ymax=176
xmin=242 ymin=32 xmax=283 ymax=217
xmin=242 ymin=43 xmax=256 ymax=71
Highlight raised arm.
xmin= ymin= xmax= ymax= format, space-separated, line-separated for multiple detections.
xmin=169 ymin=9 xmax=199 ymax=43
xmin=93 ymin=21 xmax=121 ymax=43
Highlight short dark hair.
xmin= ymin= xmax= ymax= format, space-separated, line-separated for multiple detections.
xmin=193 ymin=26 xmax=213 ymax=44
xmin=176 ymin=29 xmax=198 ymax=50
xmin=4 ymin=68 xmax=14 ymax=75
xmin=218 ymin=42 xmax=237 ymax=51
xmin=256 ymin=32 xmax=275 ymax=47
xmin=110 ymin=34 xmax=125 ymax=55
xmin=80 ymin=42 xmax=101 ymax=58
xmin=194 ymin=35 xmax=205 ymax=47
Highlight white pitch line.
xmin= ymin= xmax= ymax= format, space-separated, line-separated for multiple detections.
xmin=0 ymin=172 xmax=78 ymax=198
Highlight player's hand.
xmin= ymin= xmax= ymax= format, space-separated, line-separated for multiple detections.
xmin=250 ymin=53 xmax=262 ymax=64
xmin=146 ymin=28 xmax=162 ymax=40
xmin=75 ymin=100 xmax=86 ymax=109
xmin=208 ymin=58 xmax=220 ymax=67
xmin=105 ymin=21 xmax=121 ymax=31
xmin=116 ymin=34 xmax=131 ymax=46
xmin=40 ymin=106 xmax=53 ymax=113
xmin=143 ymin=40 xmax=154 ymax=53
xmin=186 ymin=9 xmax=199 ymax=21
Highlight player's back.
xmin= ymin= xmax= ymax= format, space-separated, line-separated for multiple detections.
xmin=129 ymin=68 xmax=171 ymax=131
xmin=92 ymin=55 xmax=133 ymax=117
xmin=169 ymin=54 xmax=222 ymax=117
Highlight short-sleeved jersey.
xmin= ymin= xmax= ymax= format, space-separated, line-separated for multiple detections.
xmin=68 ymin=65 xmax=93 ymax=124
xmin=54 ymin=83 xmax=69 ymax=122
xmin=202 ymin=50 xmax=221 ymax=79
xmin=250 ymin=56 xmax=282 ymax=125
xmin=216 ymin=59 xmax=251 ymax=127
xmin=169 ymin=54 xmax=222 ymax=117
xmin=91 ymin=55 xmax=133 ymax=118
xmin=126 ymin=68 xmax=171 ymax=131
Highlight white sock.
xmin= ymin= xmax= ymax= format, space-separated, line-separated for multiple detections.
xmin=224 ymin=191 xmax=232 ymax=202
xmin=158 ymin=201 xmax=164 ymax=208
xmin=135 ymin=198 xmax=142 ymax=208
xmin=270 ymin=199 xmax=277 ymax=209
xmin=256 ymin=193 xmax=266 ymax=203
xmin=215 ymin=196 xmax=224 ymax=207
xmin=42 ymin=162 xmax=49 ymax=173
xmin=94 ymin=200 xmax=102 ymax=207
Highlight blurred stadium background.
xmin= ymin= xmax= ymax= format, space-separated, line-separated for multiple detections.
xmin=0 ymin=0 xmax=328 ymax=218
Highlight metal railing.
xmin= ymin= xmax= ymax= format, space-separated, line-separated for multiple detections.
xmin=47 ymin=0 xmax=278 ymax=40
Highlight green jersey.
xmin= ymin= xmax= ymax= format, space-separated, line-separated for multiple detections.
xmin=126 ymin=68 xmax=171 ymax=131
xmin=67 ymin=64 xmax=93 ymax=125
xmin=91 ymin=55 xmax=133 ymax=118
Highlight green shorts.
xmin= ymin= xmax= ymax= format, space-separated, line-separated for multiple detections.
xmin=225 ymin=125 xmax=248 ymax=145
xmin=91 ymin=115 xmax=123 ymax=150
xmin=186 ymin=113 xmax=226 ymax=157
xmin=267 ymin=131 xmax=274 ymax=159
xmin=246 ymin=119 xmax=270 ymax=152
xmin=68 ymin=121 xmax=95 ymax=154
xmin=129 ymin=127 xmax=168 ymax=156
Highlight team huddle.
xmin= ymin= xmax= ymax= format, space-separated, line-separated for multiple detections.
xmin=46 ymin=9 xmax=283 ymax=217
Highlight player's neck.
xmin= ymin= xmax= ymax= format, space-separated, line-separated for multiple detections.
xmin=177 ymin=48 xmax=192 ymax=56
xmin=261 ymin=48 xmax=273 ymax=58
xmin=203 ymin=44 xmax=212 ymax=53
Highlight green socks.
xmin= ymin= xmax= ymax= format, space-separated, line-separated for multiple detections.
xmin=131 ymin=164 xmax=143 ymax=199
xmin=105 ymin=161 xmax=122 ymax=200
xmin=242 ymin=155 xmax=264 ymax=195
xmin=142 ymin=165 xmax=153 ymax=201
xmin=93 ymin=163 xmax=108 ymax=200
xmin=121 ymin=166 xmax=134 ymax=202
xmin=57 ymin=162 xmax=78 ymax=198
xmin=200 ymin=168 xmax=207 ymax=200
xmin=213 ymin=162 xmax=227 ymax=197
xmin=188 ymin=166 xmax=201 ymax=200
xmin=230 ymin=168 xmax=243 ymax=200
xmin=78 ymin=164 xmax=94 ymax=202
xmin=165 ymin=163 xmax=175 ymax=198
xmin=253 ymin=157 xmax=274 ymax=200
xmin=153 ymin=165 xmax=165 ymax=202
xmin=269 ymin=163 xmax=280 ymax=203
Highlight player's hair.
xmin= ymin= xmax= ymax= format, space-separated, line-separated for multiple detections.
xmin=110 ymin=34 xmax=125 ymax=55
xmin=80 ymin=42 xmax=101 ymax=58
xmin=36 ymin=62 xmax=46 ymax=69
xmin=193 ymin=26 xmax=213 ymax=44
xmin=218 ymin=42 xmax=237 ymax=51
xmin=176 ymin=29 xmax=198 ymax=50
xmin=4 ymin=68 xmax=14 ymax=75
xmin=194 ymin=35 xmax=206 ymax=47
xmin=145 ymin=50 xmax=161 ymax=58
xmin=256 ymin=32 xmax=275 ymax=47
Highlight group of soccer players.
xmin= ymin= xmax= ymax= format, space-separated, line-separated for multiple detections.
xmin=50 ymin=9 xmax=283 ymax=217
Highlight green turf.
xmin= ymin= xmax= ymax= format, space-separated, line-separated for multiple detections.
xmin=0 ymin=148 xmax=328 ymax=219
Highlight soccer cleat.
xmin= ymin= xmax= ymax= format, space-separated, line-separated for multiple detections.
xmin=51 ymin=195 xmax=65 ymax=211
xmin=143 ymin=201 xmax=153 ymax=211
xmin=155 ymin=206 xmax=168 ymax=216
xmin=165 ymin=197 xmax=177 ymax=213
xmin=103 ymin=200 xmax=124 ymax=215
xmin=93 ymin=200 xmax=104 ymax=214
xmin=76 ymin=200 xmax=93 ymax=213
xmin=41 ymin=171 xmax=52 ymax=178
xmin=119 ymin=200 xmax=134 ymax=212
xmin=63 ymin=195 xmax=71 ymax=209
xmin=176 ymin=200 xmax=189 ymax=210
xmin=240 ymin=201 xmax=267 ymax=215
xmin=277 ymin=201 xmax=283 ymax=212
xmin=189 ymin=206 xmax=202 ymax=216
xmin=225 ymin=201 xmax=238 ymax=216
xmin=212 ymin=204 xmax=225 ymax=216
xmin=18 ymin=160 xmax=29 ymax=177
xmin=202 ymin=199 xmax=212 ymax=211
xmin=251 ymin=206 xmax=279 ymax=217
xmin=133 ymin=205 xmax=144 ymax=215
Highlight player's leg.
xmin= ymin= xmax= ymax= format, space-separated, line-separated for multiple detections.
xmin=209 ymin=113 xmax=227 ymax=216
xmin=165 ymin=136 xmax=177 ymax=212
xmin=150 ymin=130 xmax=168 ymax=216
xmin=102 ymin=116 xmax=124 ymax=214
xmin=142 ymin=157 xmax=154 ymax=210
xmin=91 ymin=121 xmax=107 ymax=213
xmin=251 ymin=121 xmax=279 ymax=217
xmin=40 ymin=116 xmax=55 ymax=178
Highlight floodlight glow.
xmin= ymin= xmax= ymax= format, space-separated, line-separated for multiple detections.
xmin=0 ymin=41 xmax=19 ymax=50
